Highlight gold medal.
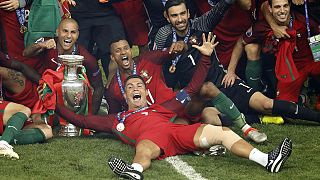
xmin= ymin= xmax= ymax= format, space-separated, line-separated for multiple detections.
xmin=169 ymin=64 xmax=176 ymax=73
xmin=20 ymin=25 xmax=27 ymax=33
xmin=116 ymin=123 xmax=125 ymax=132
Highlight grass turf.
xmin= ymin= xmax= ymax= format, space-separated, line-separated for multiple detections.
xmin=1 ymin=121 xmax=319 ymax=180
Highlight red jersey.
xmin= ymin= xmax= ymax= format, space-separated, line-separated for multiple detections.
xmin=111 ymin=104 xmax=200 ymax=159
xmin=0 ymin=7 xmax=42 ymax=71
xmin=42 ymin=44 xmax=101 ymax=82
xmin=106 ymin=50 xmax=176 ymax=114
xmin=243 ymin=12 xmax=320 ymax=69
xmin=213 ymin=0 xmax=262 ymax=67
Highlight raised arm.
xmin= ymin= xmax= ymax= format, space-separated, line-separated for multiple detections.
xmin=23 ymin=39 xmax=56 ymax=57
xmin=191 ymin=0 xmax=236 ymax=32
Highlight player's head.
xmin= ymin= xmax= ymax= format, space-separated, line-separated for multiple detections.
xmin=268 ymin=0 xmax=291 ymax=25
xmin=56 ymin=18 xmax=79 ymax=53
xmin=109 ymin=38 xmax=133 ymax=71
xmin=164 ymin=0 xmax=190 ymax=36
xmin=124 ymin=75 xmax=148 ymax=110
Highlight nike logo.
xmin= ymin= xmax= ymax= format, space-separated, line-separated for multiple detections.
xmin=229 ymin=103 xmax=234 ymax=109
xmin=125 ymin=172 xmax=141 ymax=180
xmin=249 ymin=77 xmax=260 ymax=81
xmin=13 ymin=139 xmax=18 ymax=145
xmin=7 ymin=126 xmax=18 ymax=131
xmin=247 ymin=88 xmax=253 ymax=93
xmin=267 ymin=159 xmax=274 ymax=167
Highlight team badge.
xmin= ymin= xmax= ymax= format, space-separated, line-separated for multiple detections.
xmin=140 ymin=70 xmax=152 ymax=83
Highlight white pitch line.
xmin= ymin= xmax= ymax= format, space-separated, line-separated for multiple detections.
xmin=165 ymin=156 xmax=215 ymax=180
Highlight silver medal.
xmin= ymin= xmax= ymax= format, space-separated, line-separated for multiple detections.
xmin=116 ymin=123 xmax=125 ymax=132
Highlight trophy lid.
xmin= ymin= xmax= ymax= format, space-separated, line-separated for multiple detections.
xmin=58 ymin=55 xmax=84 ymax=65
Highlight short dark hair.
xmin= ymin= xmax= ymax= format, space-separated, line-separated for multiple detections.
xmin=164 ymin=0 xmax=186 ymax=14
xmin=268 ymin=0 xmax=291 ymax=6
xmin=124 ymin=74 xmax=146 ymax=88
xmin=109 ymin=38 xmax=129 ymax=49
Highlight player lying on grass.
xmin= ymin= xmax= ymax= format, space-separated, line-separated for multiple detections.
xmin=56 ymin=75 xmax=292 ymax=180
xmin=51 ymin=35 xmax=292 ymax=179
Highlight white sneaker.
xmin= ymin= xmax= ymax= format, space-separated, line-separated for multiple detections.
xmin=0 ymin=140 xmax=19 ymax=160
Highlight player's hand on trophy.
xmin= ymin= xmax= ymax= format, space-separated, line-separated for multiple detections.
xmin=0 ymin=0 xmax=19 ymax=11
xmin=192 ymin=32 xmax=219 ymax=57
xmin=169 ymin=40 xmax=188 ymax=54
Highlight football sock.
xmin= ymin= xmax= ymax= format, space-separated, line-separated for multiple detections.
xmin=11 ymin=128 xmax=46 ymax=145
xmin=131 ymin=163 xmax=143 ymax=172
xmin=211 ymin=93 xmax=246 ymax=128
xmin=249 ymin=148 xmax=268 ymax=167
xmin=0 ymin=112 xmax=27 ymax=143
xmin=272 ymin=100 xmax=320 ymax=122
xmin=246 ymin=59 xmax=263 ymax=91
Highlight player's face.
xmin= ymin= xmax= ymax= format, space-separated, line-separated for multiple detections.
xmin=166 ymin=3 xmax=190 ymax=35
xmin=269 ymin=0 xmax=290 ymax=24
xmin=110 ymin=40 xmax=133 ymax=70
xmin=124 ymin=78 xmax=148 ymax=110
xmin=56 ymin=22 xmax=79 ymax=53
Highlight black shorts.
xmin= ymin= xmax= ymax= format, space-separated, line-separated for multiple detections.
xmin=219 ymin=79 xmax=257 ymax=114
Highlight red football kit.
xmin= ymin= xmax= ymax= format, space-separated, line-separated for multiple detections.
xmin=106 ymin=50 xmax=177 ymax=114
xmin=243 ymin=12 xmax=320 ymax=102
xmin=56 ymin=103 xmax=201 ymax=160
xmin=0 ymin=6 xmax=42 ymax=71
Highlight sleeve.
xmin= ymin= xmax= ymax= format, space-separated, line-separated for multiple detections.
xmin=153 ymin=25 xmax=173 ymax=50
xmin=139 ymin=50 xmax=173 ymax=65
xmin=184 ymin=55 xmax=211 ymax=96
xmin=191 ymin=0 xmax=231 ymax=32
xmin=55 ymin=104 xmax=116 ymax=133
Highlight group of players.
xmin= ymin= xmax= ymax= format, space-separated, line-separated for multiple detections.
xmin=0 ymin=0 xmax=320 ymax=179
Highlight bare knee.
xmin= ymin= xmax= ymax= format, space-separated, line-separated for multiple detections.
xmin=244 ymin=43 xmax=260 ymax=60
xmin=201 ymin=107 xmax=221 ymax=125
xmin=199 ymin=82 xmax=221 ymax=99
xmin=136 ymin=140 xmax=161 ymax=160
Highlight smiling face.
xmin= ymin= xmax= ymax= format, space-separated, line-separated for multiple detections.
xmin=269 ymin=0 xmax=290 ymax=25
xmin=56 ymin=19 xmax=79 ymax=54
xmin=124 ymin=77 xmax=148 ymax=110
xmin=110 ymin=40 xmax=133 ymax=71
xmin=165 ymin=3 xmax=190 ymax=36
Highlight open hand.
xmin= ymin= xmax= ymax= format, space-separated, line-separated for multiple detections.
xmin=192 ymin=32 xmax=219 ymax=56
xmin=222 ymin=71 xmax=239 ymax=88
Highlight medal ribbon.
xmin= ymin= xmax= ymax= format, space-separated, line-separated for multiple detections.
xmin=15 ymin=8 xmax=26 ymax=33
xmin=303 ymin=0 xmax=311 ymax=38
xmin=116 ymin=62 xmax=137 ymax=98
xmin=117 ymin=106 xmax=149 ymax=124
xmin=171 ymin=26 xmax=190 ymax=66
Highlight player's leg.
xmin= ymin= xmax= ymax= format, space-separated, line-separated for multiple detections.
xmin=204 ymin=82 xmax=267 ymax=143
xmin=245 ymin=43 xmax=263 ymax=91
xmin=0 ymin=102 xmax=30 ymax=159
xmin=108 ymin=139 xmax=160 ymax=180
xmin=249 ymin=92 xmax=320 ymax=123
xmin=11 ymin=122 xmax=53 ymax=145
xmin=194 ymin=124 xmax=292 ymax=173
